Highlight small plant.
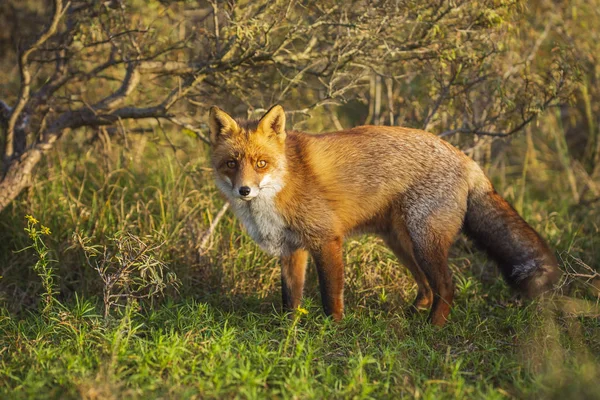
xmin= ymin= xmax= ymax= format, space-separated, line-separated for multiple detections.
xmin=73 ymin=231 xmax=180 ymax=318
xmin=21 ymin=215 xmax=57 ymax=315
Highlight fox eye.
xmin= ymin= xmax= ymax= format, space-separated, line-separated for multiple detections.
xmin=256 ymin=160 xmax=267 ymax=169
xmin=226 ymin=160 xmax=236 ymax=169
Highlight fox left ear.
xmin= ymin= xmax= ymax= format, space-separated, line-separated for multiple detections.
xmin=257 ymin=105 xmax=286 ymax=143
xmin=208 ymin=106 xmax=239 ymax=144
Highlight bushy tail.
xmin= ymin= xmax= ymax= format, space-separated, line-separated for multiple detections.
xmin=464 ymin=173 xmax=560 ymax=297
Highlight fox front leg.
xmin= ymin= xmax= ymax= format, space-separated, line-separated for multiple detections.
xmin=312 ymin=238 xmax=345 ymax=321
xmin=281 ymin=249 xmax=309 ymax=313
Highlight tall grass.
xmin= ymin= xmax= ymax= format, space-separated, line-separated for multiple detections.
xmin=0 ymin=119 xmax=598 ymax=398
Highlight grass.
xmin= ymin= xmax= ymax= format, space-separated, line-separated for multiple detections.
xmin=0 ymin=125 xmax=599 ymax=399
xmin=2 ymin=296 xmax=599 ymax=399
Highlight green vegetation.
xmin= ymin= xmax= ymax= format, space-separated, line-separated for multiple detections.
xmin=2 ymin=295 xmax=598 ymax=399
xmin=0 ymin=0 xmax=599 ymax=398
xmin=1 ymin=127 xmax=598 ymax=399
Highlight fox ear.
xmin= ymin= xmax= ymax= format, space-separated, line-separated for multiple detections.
xmin=257 ymin=105 xmax=286 ymax=142
xmin=208 ymin=106 xmax=239 ymax=144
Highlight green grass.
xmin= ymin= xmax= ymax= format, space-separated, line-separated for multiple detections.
xmin=1 ymin=296 xmax=599 ymax=399
xmin=0 ymin=128 xmax=599 ymax=399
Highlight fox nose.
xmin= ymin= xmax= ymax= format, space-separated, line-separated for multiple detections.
xmin=239 ymin=186 xmax=251 ymax=197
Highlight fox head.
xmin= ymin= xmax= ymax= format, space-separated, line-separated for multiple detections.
xmin=208 ymin=105 xmax=287 ymax=201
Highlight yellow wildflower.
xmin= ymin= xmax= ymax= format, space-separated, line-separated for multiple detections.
xmin=41 ymin=226 xmax=51 ymax=235
xmin=25 ymin=215 xmax=39 ymax=225
xmin=296 ymin=307 xmax=309 ymax=315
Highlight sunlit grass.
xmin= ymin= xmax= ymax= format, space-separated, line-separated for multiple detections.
xmin=1 ymin=296 xmax=598 ymax=399
xmin=0 ymin=127 xmax=598 ymax=398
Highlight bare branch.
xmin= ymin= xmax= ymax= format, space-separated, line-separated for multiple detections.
xmin=422 ymin=69 xmax=459 ymax=131
xmin=137 ymin=61 xmax=204 ymax=75
xmin=4 ymin=0 xmax=67 ymax=160
xmin=439 ymin=68 xmax=568 ymax=139
xmin=165 ymin=116 xmax=211 ymax=144
xmin=93 ymin=62 xmax=141 ymax=110
xmin=39 ymin=65 xmax=207 ymax=141
xmin=199 ymin=202 xmax=230 ymax=254
xmin=46 ymin=104 xmax=169 ymax=134
xmin=210 ymin=0 xmax=220 ymax=56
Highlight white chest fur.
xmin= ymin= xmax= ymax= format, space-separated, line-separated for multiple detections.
xmin=230 ymin=195 xmax=294 ymax=256
xmin=217 ymin=173 xmax=299 ymax=256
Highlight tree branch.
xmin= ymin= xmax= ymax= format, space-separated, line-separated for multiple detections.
xmin=93 ymin=62 xmax=141 ymax=110
xmin=4 ymin=0 xmax=67 ymax=161
xmin=43 ymin=71 xmax=207 ymax=137
xmin=165 ymin=116 xmax=211 ymax=144
xmin=440 ymin=68 xmax=567 ymax=139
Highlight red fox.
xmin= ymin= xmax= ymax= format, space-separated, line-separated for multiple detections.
xmin=208 ymin=105 xmax=560 ymax=326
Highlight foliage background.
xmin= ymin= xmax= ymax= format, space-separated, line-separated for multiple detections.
xmin=0 ymin=0 xmax=598 ymax=398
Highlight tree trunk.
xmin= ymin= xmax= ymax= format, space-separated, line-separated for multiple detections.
xmin=0 ymin=147 xmax=45 ymax=212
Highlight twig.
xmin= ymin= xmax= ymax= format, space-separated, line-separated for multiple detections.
xmin=165 ymin=116 xmax=211 ymax=144
xmin=199 ymin=202 xmax=230 ymax=254
xmin=423 ymin=68 xmax=459 ymax=131
xmin=439 ymin=72 xmax=566 ymax=139
xmin=210 ymin=0 xmax=220 ymax=55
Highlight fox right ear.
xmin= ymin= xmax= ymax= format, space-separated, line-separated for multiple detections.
xmin=208 ymin=106 xmax=239 ymax=144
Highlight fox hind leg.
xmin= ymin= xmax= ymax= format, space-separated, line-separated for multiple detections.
xmin=406 ymin=208 xmax=464 ymax=326
xmin=389 ymin=246 xmax=433 ymax=312
xmin=414 ymin=240 xmax=454 ymax=326
xmin=384 ymin=214 xmax=433 ymax=312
